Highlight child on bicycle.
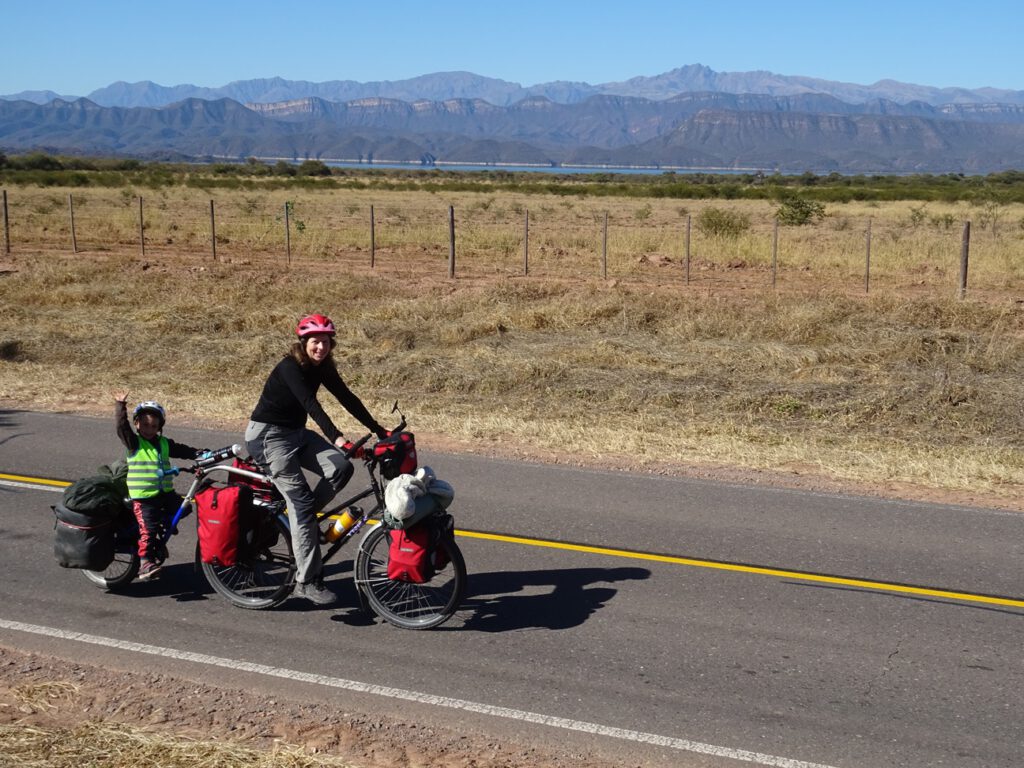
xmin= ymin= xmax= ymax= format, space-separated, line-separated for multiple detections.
xmin=113 ymin=391 xmax=206 ymax=581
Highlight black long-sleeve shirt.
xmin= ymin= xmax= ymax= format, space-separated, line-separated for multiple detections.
xmin=249 ymin=356 xmax=382 ymax=444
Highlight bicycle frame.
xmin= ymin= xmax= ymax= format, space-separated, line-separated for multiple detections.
xmin=164 ymin=448 xmax=389 ymax=562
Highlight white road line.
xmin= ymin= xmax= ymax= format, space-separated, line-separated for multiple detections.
xmin=0 ymin=617 xmax=839 ymax=768
xmin=0 ymin=479 xmax=63 ymax=492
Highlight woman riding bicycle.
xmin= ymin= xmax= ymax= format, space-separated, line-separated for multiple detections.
xmin=245 ymin=313 xmax=386 ymax=606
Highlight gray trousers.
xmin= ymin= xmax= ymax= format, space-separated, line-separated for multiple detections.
xmin=244 ymin=420 xmax=353 ymax=584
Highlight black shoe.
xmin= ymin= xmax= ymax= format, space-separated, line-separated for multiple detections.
xmin=294 ymin=579 xmax=336 ymax=606
xmin=138 ymin=560 xmax=162 ymax=582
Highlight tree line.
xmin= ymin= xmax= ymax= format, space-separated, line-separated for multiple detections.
xmin=2 ymin=152 xmax=1024 ymax=204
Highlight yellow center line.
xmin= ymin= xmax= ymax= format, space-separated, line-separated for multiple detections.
xmin=8 ymin=472 xmax=1021 ymax=610
xmin=0 ymin=473 xmax=70 ymax=488
xmin=456 ymin=530 xmax=1024 ymax=610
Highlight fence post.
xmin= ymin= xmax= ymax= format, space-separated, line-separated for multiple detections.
xmin=370 ymin=204 xmax=375 ymax=268
xmin=284 ymin=202 xmax=291 ymax=266
xmin=771 ymin=218 xmax=779 ymax=289
xmin=209 ymin=199 xmax=217 ymax=262
xmin=958 ymin=221 xmax=971 ymax=299
xmin=523 ymin=209 xmax=529 ymax=276
xmin=448 ymin=205 xmax=456 ymax=279
xmin=138 ymin=196 xmax=145 ymax=257
xmin=68 ymin=193 xmax=78 ymax=254
xmin=864 ymin=218 xmax=872 ymax=294
xmin=602 ymin=212 xmax=608 ymax=279
xmin=684 ymin=214 xmax=691 ymax=285
xmin=2 ymin=190 xmax=9 ymax=255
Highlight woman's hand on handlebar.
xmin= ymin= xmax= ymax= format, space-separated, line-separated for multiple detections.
xmin=338 ymin=433 xmax=372 ymax=459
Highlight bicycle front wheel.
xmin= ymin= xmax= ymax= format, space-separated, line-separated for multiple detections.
xmin=201 ymin=514 xmax=295 ymax=610
xmin=355 ymin=522 xmax=466 ymax=630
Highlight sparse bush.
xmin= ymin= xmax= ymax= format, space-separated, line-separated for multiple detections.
xmin=297 ymin=160 xmax=331 ymax=177
xmin=907 ymin=204 xmax=928 ymax=227
xmin=776 ymin=197 xmax=827 ymax=226
xmin=696 ymin=206 xmax=750 ymax=238
xmin=273 ymin=160 xmax=297 ymax=177
xmin=239 ymin=196 xmax=262 ymax=215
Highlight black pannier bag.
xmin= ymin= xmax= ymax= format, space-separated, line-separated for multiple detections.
xmin=53 ymin=502 xmax=116 ymax=570
xmin=53 ymin=470 xmax=126 ymax=570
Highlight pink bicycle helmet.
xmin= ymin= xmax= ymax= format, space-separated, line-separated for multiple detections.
xmin=296 ymin=313 xmax=336 ymax=338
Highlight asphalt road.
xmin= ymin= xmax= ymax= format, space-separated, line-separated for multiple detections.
xmin=1 ymin=408 xmax=1022 ymax=768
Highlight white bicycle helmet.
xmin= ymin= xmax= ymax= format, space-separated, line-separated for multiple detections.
xmin=133 ymin=400 xmax=166 ymax=426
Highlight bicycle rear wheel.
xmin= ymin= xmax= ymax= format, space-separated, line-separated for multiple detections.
xmin=354 ymin=522 xmax=466 ymax=630
xmin=82 ymin=550 xmax=139 ymax=590
xmin=82 ymin=521 xmax=139 ymax=590
xmin=201 ymin=514 xmax=295 ymax=609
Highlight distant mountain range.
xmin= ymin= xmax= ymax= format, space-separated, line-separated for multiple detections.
xmin=3 ymin=65 xmax=1024 ymax=173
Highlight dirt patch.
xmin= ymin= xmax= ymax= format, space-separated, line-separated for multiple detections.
xmin=0 ymin=645 xmax=621 ymax=768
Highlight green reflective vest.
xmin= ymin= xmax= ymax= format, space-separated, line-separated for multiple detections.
xmin=126 ymin=436 xmax=174 ymax=499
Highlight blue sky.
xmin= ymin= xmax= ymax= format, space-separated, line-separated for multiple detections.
xmin=3 ymin=0 xmax=1021 ymax=96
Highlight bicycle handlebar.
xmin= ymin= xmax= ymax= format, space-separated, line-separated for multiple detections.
xmin=157 ymin=443 xmax=241 ymax=478
xmin=341 ymin=416 xmax=408 ymax=460
xmin=196 ymin=443 xmax=243 ymax=467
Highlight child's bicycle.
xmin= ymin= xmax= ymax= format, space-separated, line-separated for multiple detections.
xmin=83 ymin=413 xmax=467 ymax=630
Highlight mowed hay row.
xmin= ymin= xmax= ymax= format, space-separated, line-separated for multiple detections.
xmin=4 ymin=184 xmax=1023 ymax=295
xmin=2 ymin=252 xmax=1024 ymax=499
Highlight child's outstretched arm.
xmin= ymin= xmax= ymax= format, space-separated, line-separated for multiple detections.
xmin=167 ymin=439 xmax=208 ymax=460
xmin=112 ymin=391 xmax=137 ymax=452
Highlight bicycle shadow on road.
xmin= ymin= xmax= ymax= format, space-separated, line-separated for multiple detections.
xmin=458 ymin=566 xmax=650 ymax=632
xmin=88 ymin=561 xmax=214 ymax=603
xmin=0 ymin=408 xmax=28 ymax=448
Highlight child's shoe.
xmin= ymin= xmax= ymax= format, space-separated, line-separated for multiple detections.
xmin=138 ymin=559 xmax=162 ymax=582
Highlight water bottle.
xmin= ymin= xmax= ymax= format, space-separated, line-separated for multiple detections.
xmin=323 ymin=507 xmax=360 ymax=542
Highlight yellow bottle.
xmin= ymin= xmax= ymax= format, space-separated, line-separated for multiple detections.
xmin=323 ymin=507 xmax=360 ymax=542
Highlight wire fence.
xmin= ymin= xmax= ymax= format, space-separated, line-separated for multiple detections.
xmin=3 ymin=185 xmax=1022 ymax=298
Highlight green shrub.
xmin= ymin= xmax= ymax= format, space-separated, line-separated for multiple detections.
xmin=297 ymin=160 xmax=331 ymax=177
xmin=775 ymin=197 xmax=827 ymax=226
xmin=696 ymin=207 xmax=750 ymax=238
xmin=273 ymin=160 xmax=297 ymax=177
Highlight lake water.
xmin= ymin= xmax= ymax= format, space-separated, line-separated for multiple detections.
xmin=323 ymin=160 xmax=768 ymax=176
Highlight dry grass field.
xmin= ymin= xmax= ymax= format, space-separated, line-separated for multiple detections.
xmin=2 ymin=173 xmax=1024 ymax=768
xmin=3 ymin=179 xmax=1024 ymax=509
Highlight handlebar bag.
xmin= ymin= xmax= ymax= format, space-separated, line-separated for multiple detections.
xmin=373 ymin=431 xmax=418 ymax=480
xmin=196 ymin=484 xmax=253 ymax=567
xmin=53 ymin=503 xmax=115 ymax=570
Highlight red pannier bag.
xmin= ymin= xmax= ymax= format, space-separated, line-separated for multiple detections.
xmin=387 ymin=523 xmax=434 ymax=583
xmin=196 ymin=484 xmax=253 ymax=566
